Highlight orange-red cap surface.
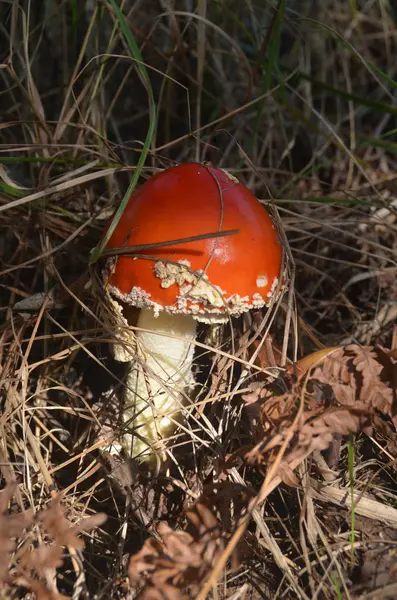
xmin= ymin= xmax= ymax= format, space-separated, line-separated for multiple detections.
xmin=105 ymin=163 xmax=283 ymax=320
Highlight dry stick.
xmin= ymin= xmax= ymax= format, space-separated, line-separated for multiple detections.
xmin=31 ymin=414 xmax=69 ymax=453
xmin=62 ymin=464 xmax=103 ymax=496
xmin=197 ymin=377 xmax=310 ymax=600
xmin=70 ymin=547 xmax=86 ymax=600
xmin=309 ymin=477 xmax=397 ymax=527
xmin=100 ymin=228 xmax=239 ymax=257
xmin=47 ymin=440 xmax=109 ymax=476
xmin=0 ymin=167 xmax=117 ymax=213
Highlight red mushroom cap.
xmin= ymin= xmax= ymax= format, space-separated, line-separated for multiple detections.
xmin=105 ymin=163 xmax=283 ymax=321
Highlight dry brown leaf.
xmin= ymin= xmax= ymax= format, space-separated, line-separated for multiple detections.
xmin=0 ymin=485 xmax=105 ymax=595
xmin=39 ymin=494 xmax=106 ymax=552
xmin=313 ymin=348 xmax=354 ymax=388
xmin=128 ymin=503 xmax=225 ymax=599
xmin=0 ymin=484 xmax=33 ymax=584
xmin=313 ymin=344 xmax=396 ymax=422
xmin=278 ymin=464 xmax=300 ymax=488
xmin=350 ymin=345 xmax=394 ymax=412
xmin=20 ymin=543 xmax=64 ymax=575
xmin=18 ymin=578 xmax=70 ymax=600
xmin=246 ymin=394 xmax=370 ymax=480
xmin=297 ymin=405 xmax=370 ymax=453
xmin=292 ymin=346 xmax=341 ymax=375
xmin=244 ymin=344 xmax=395 ymax=480
xmin=137 ymin=584 xmax=185 ymax=600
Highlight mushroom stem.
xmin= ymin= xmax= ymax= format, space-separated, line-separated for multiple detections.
xmin=123 ymin=308 xmax=197 ymax=459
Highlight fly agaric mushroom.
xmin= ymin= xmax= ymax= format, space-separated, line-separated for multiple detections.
xmin=104 ymin=163 xmax=283 ymax=460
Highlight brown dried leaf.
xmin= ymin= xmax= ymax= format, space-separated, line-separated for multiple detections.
xmin=246 ymin=401 xmax=370 ymax=480
xmin=332 ymin=382 xmax=356 ymax=406
xmin=39 ymin=495 xmax=82 ymax=551
xmin=0 ymin=484 xmax=33 ymax=583
xmin=20 ymin=543 xmax=64 ymax=575
xmin=137 ymin=584 xmax=186 ymax=600
xmin=350 ymin=345 xmax=393 ymax=412
xmin=39 ymin=494 xmax=106 ymax=552
xmin=293 ymin=346 xmax=341 ymax=375
xmin=0 ymin=486 xmax=105 ymax=594
xmin=313 ymin=344 xmax=395 ymax=420
xmin=128 ymin=503 xmax=224 ymax=599
xmin=297 ymin=405 xmax=370 ymax=454
xmin=128 ymin=539 xmax=160 ymax=585
xmin=316 ymin=347 xmax=352 ymax=385
xmin=278 ymin=464 xmax=300 ymax=488
xmin=18 ymin=578 xmax=70 ymax=600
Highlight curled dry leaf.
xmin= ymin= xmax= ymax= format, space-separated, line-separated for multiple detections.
xmin=20 ymin=543 xmax=64 ymax=577
xmin=292 ymin=346 xmax=341 ymax=376
xmin=16 ymin=577 xmax=70 ymax=600
xmin=245 ymin=389 xmax=371 ymax=483
xmin=128 ymin=503 xmax=225 ymax=600
xmin=0 ymin=485 xmax=106 ymax=596
xmin=244 ymin=345 xmax=397 ymax=482
xmin=185 ymin=502 xmax=225 ymax=562
xmin=39 ymin=493 xmax=107 ymax=552
xmin=296 ymin=405 xmax=370 ymax=453
xmin=313 ymin=344 xmax=396 ymax=421
xmin=353 ymin=345 xmax=395 ymax=413
xmin=243 ymin=343 xmax=396 ymax=484
xmin=0 ymin=484 xmax=33 ymax=584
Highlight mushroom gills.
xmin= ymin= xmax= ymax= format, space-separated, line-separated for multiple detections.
xmin=122 ymin=308 xmax=197 ymax=459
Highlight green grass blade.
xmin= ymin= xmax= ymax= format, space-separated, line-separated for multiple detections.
xmin=89 ymin=0 xmax=157 ymax=265
xmin=0 ymin=183 xmax=26 ymax=198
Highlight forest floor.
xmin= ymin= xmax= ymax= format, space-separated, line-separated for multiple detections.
xmin=0 ymin=1 xmax=396 ymax=599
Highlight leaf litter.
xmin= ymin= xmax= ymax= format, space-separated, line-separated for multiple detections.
xmin=0 ymin=1 xmax=397 ymax=598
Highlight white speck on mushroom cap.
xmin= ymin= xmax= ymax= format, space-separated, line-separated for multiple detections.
xmin=256 ymin=275 xmax=268 ymax=288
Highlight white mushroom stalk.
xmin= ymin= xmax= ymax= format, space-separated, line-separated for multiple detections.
xmin=122 ymin=308 xmax=197 ymax=459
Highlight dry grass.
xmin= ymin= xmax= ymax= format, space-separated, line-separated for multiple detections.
xmin=0 ymin=1 xmax=397 ymax=598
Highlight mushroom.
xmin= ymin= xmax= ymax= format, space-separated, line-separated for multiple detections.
xmin=104 ymin=163 xmax=283 ymax=460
